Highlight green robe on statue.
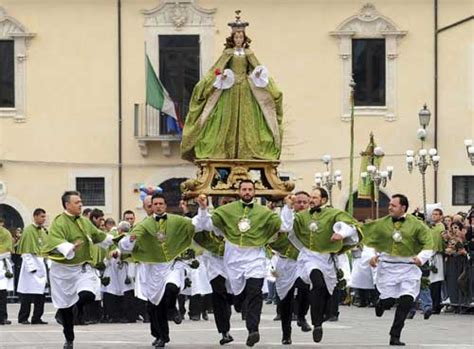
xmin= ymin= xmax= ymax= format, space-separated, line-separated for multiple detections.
xmin=41 ymin=213 xmax=108 ymax=265
xmin=17 ymin=224 xmax=48 ymax=255
xmin=362 ymin=215 xmax=433 ymax=256
xmin=211 ymin=201 xmax=281 ymax=248
xmin=129 ymin=214 xmax=195 ymax=264
xmin=181 ymin=48 xmax=283 ymax=161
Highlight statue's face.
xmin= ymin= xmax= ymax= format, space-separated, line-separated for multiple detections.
xmin=233 ymin=31 xmax=245 ymax=48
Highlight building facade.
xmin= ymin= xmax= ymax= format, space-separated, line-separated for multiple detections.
xmin=0 ymin=0 xmax=472 ymax=228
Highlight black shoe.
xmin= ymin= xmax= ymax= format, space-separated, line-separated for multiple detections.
xmin=246 ymin=332 xmax=260 ymax=347
xmin=189 ymin=315 xmax=200 ymax=321
xmin=0 ymin=319 xmax=11 ymax=325
xmin=375 ymin=301 xmax=385 ymax=317
xmin=389 ymin=337 xmax=405 ymax=346
xmin=219 ymin=332 xmax=234 ymax=345
xmin=31 ymin=319 xmax=48 ymax=325
xmin=312 ymin=326 xmax=323 ymax=343
xmin=424 ymin=309 xmax=432 ymax=320
xmin=406 ymin=312 xmax=415 ymax=319
xmin=327 ymin=315 xmax=338 ymax=322
xmin=171 ymin=309 xmax=182 ymax=324
xmin=297 ymin=318 xmax=312 ymax=332
xmin=202 ymin=311 xmax=209 ymax=321
xmin=19 ymin=320 xmax=30 ymax=324
xmin=273 ymin=314 xmax=281 ymax=321
xmin=154 ymin=338 xmax=166 ymax=348
xmin=63 ymin=341 xmax=74 ymax=349
xmin=282 ymin=336 xmax=292 ymax=345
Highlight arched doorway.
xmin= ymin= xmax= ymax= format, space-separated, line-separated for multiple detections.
xmin=158 ymin=177 xmax=189 ymax=213
xmin=0 ymin=204 xmax=24 ymax=297
xmin=345 ymin=191 xmax=390 ymax=222
xmin=0 ymin=204 xmax=24 ymax=231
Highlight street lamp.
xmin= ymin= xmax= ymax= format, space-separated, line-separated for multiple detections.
xmin=314 ymin=154 xmax=342 ymax=206
xmin=406 ymin=104 xmax=440 ymax=220
xmin=464 ymin=139 xmax=474 ymax=165
xmin=360 ymin=147 xmax=394 ymax=218
xmin=418 ymin=104 xmax=431 ymax=129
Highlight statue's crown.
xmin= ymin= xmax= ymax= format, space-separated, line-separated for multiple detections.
xmin=227 ymin=10 xmax=249 ymax=32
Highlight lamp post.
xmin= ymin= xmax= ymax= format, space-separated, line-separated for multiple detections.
xmin=360 ymin=147 xmax=394 ymax=218
xmin=314 ymin=154 xmax=342 ymax=207
xmin=464 ymin=139 xmax=474 ymax=165
xmin=405 ymin=104 xmax=440 ymax=220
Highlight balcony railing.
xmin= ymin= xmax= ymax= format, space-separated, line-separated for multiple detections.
xmin=134 ymin=103 xmax=181 ymax=156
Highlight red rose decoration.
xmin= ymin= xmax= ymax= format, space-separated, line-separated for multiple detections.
xmin=214 ymin=68 xmax=221 ymax=76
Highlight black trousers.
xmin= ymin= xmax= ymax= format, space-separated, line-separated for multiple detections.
xmin=430 ymin=281 xmax=442 ymax=313
xmin=58 ymin=291 xmax=95 ymax=342
xmin=295 ymin=278 xmax=310 ymax=319
xmin=123 ymin=290 xmax=138 ymax=322
xmin=103 ymin=292 xmax=122 ymax=321
xmin=210 ymin=275 xmax=232 ymax=334
xmin=309 ymin=269 xmax=333 ymax=327
xmin=378 ymin=295 xmax=414 ymax=339
xmin=279 ymin=285 xmax=296 ymax=338
xmin=148 ymin=283 xmax=179 ymax=341
xmin=135 ymin=297 xmax=149 ymax=322
xmin=0 ymin=289 xmax=8 ymax=321
xmin=83 ymin=300 xmax=102 ymax=322
xmin=18 ymin=293 xmax=45 ymax=322
xmin=234 ymin=278 xmax=263 ymax=333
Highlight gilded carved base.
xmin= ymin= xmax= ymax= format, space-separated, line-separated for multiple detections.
xmin=181 ymin=159 xmax=294 ymax=200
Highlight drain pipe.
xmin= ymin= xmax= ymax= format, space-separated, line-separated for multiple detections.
xmin=117 ymin=0 xmax=123 ymax=218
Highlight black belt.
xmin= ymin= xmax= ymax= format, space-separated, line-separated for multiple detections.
xmin=381 ymin=260 xmax=415 ymax=265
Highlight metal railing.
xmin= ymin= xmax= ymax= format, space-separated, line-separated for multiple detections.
xmin=134 ymin=103 xmax=181 ymax=140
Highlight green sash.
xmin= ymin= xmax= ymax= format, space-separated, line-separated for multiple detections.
xmin=362 ymin=214 xmax=433 ymax=256
xmin=211 ymin=201 xmax=281 ymax=247
xmin=17 ymin=224 xmax=48 ymax=255
xmin=294 ymin=207 xmax=360 ymax=254
xmin=41 ymin=213 xmax=107 ymax=265
xmin=130 ymin=214 xmax=194 ymax=263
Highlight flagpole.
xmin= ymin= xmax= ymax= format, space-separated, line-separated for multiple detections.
xmin=348 ymin=78 xmax=356 ymax=216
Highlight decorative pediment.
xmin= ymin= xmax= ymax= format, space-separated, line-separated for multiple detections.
xmin=143 ymin=0 xmax=216 ymax=29
xmin=330 ymin=4 xmax=407 ymax=122
xmin=0 ymin=7 xmax=35 ymax=40
xmin=331 ymin=3 xmax=406 ymax=38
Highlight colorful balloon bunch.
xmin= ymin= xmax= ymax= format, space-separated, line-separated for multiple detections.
xmin=139 ymin=184 xmax=163 ymax=201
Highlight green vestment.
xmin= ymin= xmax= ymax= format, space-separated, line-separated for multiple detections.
xmin=211 ymin=201 xmax=281 ymax=247
xmin=41 ymin=213 xmax=108 ymax=265
xmin=294 ymin=207 xmax=361 ymax=254
xmin=17 ymin=224 xmax=48 ymax=255
xmin=194 ymin=231 xmax=225 ymax=257
xmin=430 ymin=223 xmax=445 ymax=253
xmin=181 ymin=48 xmax=283 ymax=161
xmin=0 ymin=227 xmax=13 ymax=254
xmin=269 ymin=233 xmax=299 ymax=260
xmin=129 ymin=214 xmax=195 ymax=263
xmin=362 ymin=214 xmax=433 ymax=256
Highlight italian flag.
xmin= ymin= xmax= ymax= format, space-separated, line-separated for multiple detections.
xmin=146 ymin=55 xmax=182 ymax=132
